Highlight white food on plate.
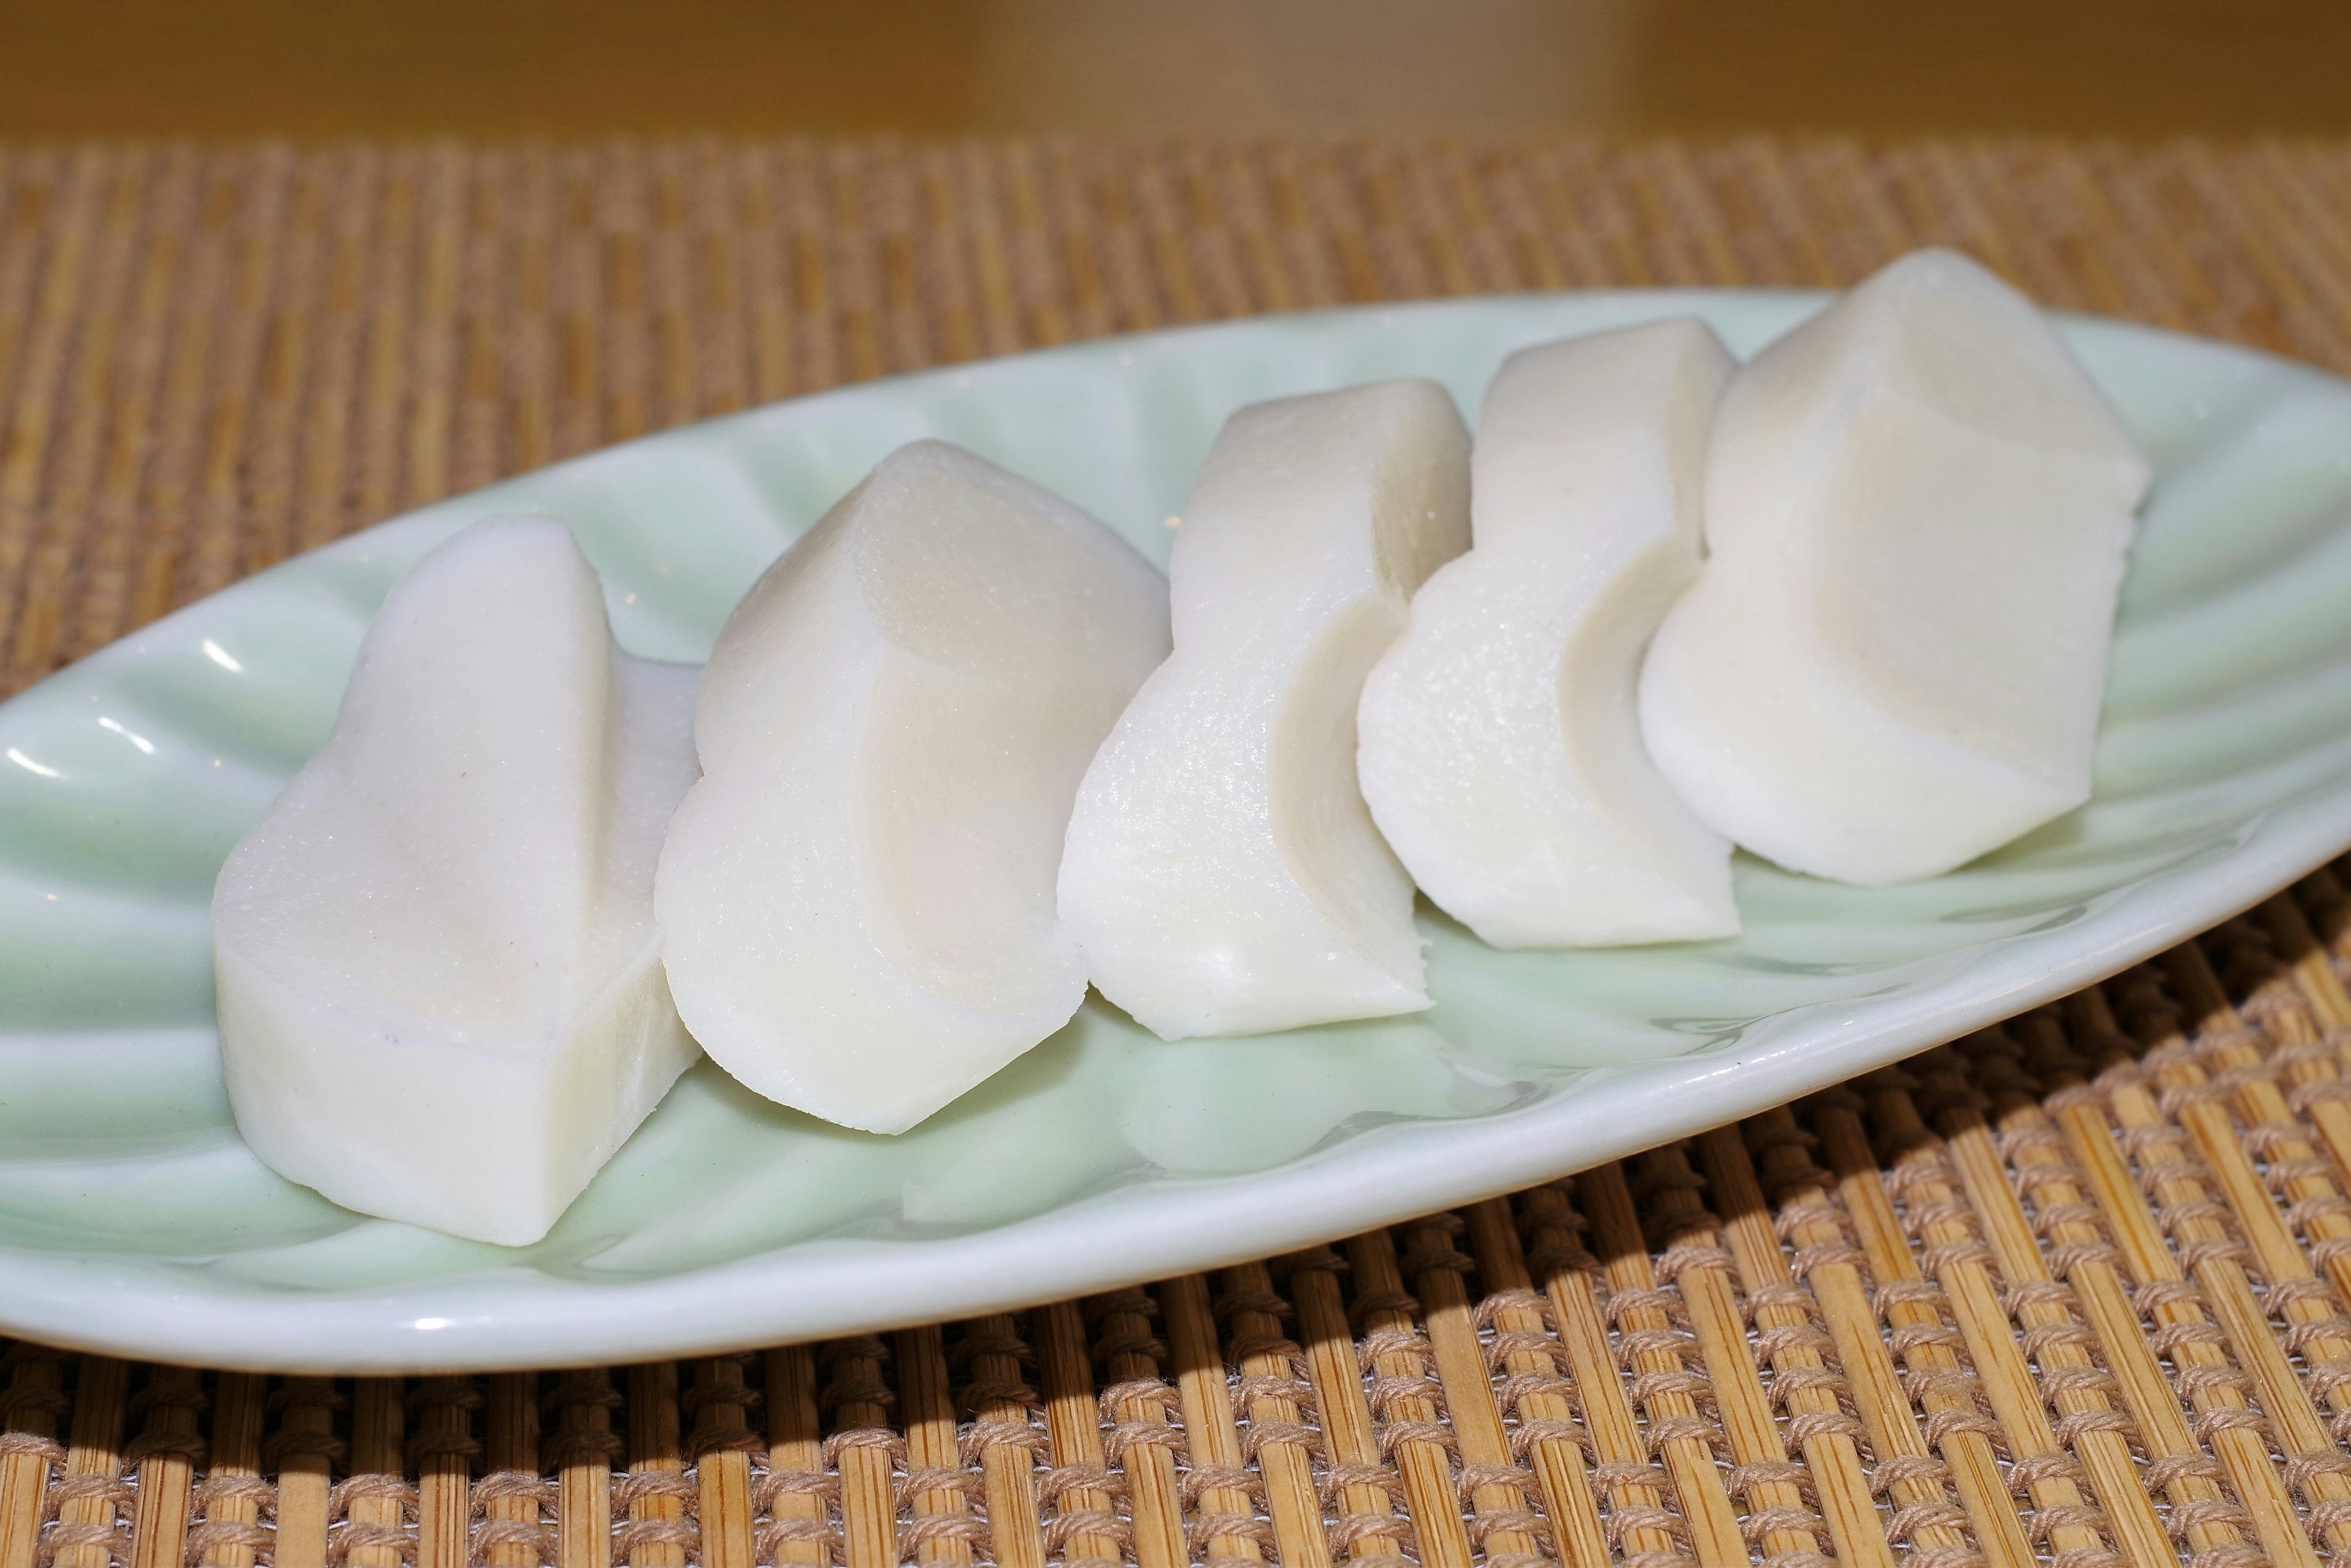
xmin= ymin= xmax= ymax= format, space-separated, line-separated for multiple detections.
xmin=1638 ymin=248 xmax=2152 ymax=885
xmin=211 ymin=516 xmax=702 ymax=1246
xmin=1059 ymin=378 xmax=1472 ymax=1039
xmin=655 ymin=440 xmax=1169 ymax=1134
xmin=1357 ymin=319 xmax=1739 ymax=948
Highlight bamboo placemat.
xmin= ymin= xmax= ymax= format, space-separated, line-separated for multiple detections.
xmin=4 ymin=135 xmax=2351 ymax=1567
xmin=7 ymin=135 xmax=2351 ymax=697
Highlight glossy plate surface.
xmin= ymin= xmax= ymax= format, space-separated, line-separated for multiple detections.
xmin=5 ymin=291 xmax=2351 ymax=1371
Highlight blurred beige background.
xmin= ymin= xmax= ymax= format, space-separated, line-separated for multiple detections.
xmin=0 ymin=0 xmax=2345 ymax=138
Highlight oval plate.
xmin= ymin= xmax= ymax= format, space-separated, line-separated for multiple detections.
xmin=5 ymin=291 xmax=2351 ymax=1372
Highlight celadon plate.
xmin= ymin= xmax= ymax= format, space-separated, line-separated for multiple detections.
xmin=6 ymin=291 xmax=2351 ymax=1372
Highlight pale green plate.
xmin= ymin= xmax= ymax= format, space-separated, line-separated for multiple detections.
xmin=4 ymin=292 xmax=2350 ymax=1372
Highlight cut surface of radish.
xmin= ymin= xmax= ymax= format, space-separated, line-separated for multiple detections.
xmin=1359 ymin=318 xmax=1739 ymax=947
xmin=1059 ymin=379 xmax=1471 ymax=1040
xmin=656 ymin=440 xmax=1169 ymax=1134
xmin=212 ymin=516 xmax=702 ymax=1246
xmin=1638 ymin=248 xmax=2152 ymax=885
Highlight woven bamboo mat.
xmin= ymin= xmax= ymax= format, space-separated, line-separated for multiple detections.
xmin=6 ymin=135 xmax=2351 ymax=1567
xmin=8 ymin=135 xmax=2351 ymax=697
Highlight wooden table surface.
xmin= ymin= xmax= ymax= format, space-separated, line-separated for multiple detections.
xmin=1 ymin=0 xmax=2348 ymax=140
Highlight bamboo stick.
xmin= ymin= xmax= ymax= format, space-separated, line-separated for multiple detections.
xmin=1630 ymin=1144 xmax=1870 ymax=1568
xmin=1214 ymin=1263 xmax=1332 ymax=1568
xmin=1517 ymin=1182 xmax=1700 ymax=1564
xmin=1287 ymin=1248 xmax=1414 ymax=1562
xmin=548 ymin=1370 xmax=618 ymax=1568
xmin=2057 ymin=986 xmax=2323 ymax=1568
xmin=268 ymin=1376 xmax=340 ymax=1568
xmin=1923 ymin=1036 xmax=2211 ymax=1568
xmin=1728 ymin=1109 xmax=1985 ymax=1564
xmin=345 ymin=1377 xmax=407 ymax=1568
xmin=819 ymin=1340 xmax=901 ymax=1568
xmin=126 ymin=1365 xmax=200 ymax=1568
xmin=763 ymin=1347 xmax=835 ymax=1568
xmin=1687 ymin=1130 xmax=1894 ymax=1568
xmin=956 ymin=1316 xmax=1046 ymax=1568
xmin=1572 ymin=1165 xmax=1747 ymax=1568
xmin=1855 ymin=1065 xmax=2148 ymax=1563
xmin=2248 ymin=898 xmax=2351 ymax=1199
xmin=1346 ymin=1228 xmax=1475 ymax=1568
xmin=624 ymin=1364 xmax=691 ymax=1568
xmin=1460 ymin=1199 xmax=1613 ymax=1568
xmin=1809 ymin=1095 xmax=2034 ymax=1567
xmin=1035 ymin=1301 xmax=1124 ymax=1567
xmin=2267 ymin=891 xmax=2351 ymax=1029
xmin=190 ymin=1373 xmax=267 ymax=1568
xmin=411 ymin=1376 xmax=476 ymax=1568
xmin=2109 ymin=962 xmax=2351 ymax=1558
xmin=50 ymin=1356 xmax=128 ymax=1568
xmin=896 ymin=1327 xmax=977 ymax=1567
xmin=689 ymin=1358 xmax=759 ymax=1568
xmin=1393 ymin=1214 xmax=1548 ymax=1564
xmin=0 ymin=1346 xmax=65 ymax=1568
xmin=2186 ymin=921 xmax=2351 ymax=1322
xmin=1989 ymin=1016 xmax=2260 ymax=1564
xmin=482 ymin=1373 xmax=546 ymax=1568
xmin=1092 ymin=1289 xmax=1188 ymax=1568
xmin=1160 ymin=1274 xmax=1269 ymax=1562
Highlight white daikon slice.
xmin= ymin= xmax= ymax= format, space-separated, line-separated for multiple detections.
xmin=1059 ymin=379 xmax=1471 ymax=1039
xmin=1638 ymin=248 xmax=2152 ymax=885
xmin=656 ymin=440 xmax=1169 ymax=1134
xmin=213 ymin=516 xmax=702 ymax=1247
xmin=1358 ymin=318 xmax=1739 ymax=947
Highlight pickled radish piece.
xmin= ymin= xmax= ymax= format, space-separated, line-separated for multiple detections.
xmin=1638 ymin=249 xmax=2151 ymax=885
xmin=1358 ymin=319 xmax=1739 ymax=947
xmin=212 ymin=517 xmax=701 ymax=1246
xmin=1059 ymin=380 xmax=1471 ymax=1039
xmin=656 ymin=440 xmax=1169 ymax=1133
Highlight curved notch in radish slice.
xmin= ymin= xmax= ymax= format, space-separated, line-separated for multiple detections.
xmin=1639 ymin=248 xmax=2153 ymax=885
xmin=655 ymin=440 xmax=1170 ymax=1135
xmin=1358 ymin=319 xmax=1739 ymax=948
xmin=212 ymin=517 xmax=703 ymax=1246
xmin=1059 ymin=380 xmax=1471 ymax=1040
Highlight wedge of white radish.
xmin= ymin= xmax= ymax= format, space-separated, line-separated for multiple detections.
xmin=1059 ymin=379 xmax=1471 ymax=1040
xmin=212 ymin=517 xmax=701 ymax=1246
xmin=1358 ymin=319 xmax=1738 ymax=947
xmin=1638 ymin=248 xmax=2151 ymax=885
xmin=656 ymin=440 xmax=1169 ymax=1134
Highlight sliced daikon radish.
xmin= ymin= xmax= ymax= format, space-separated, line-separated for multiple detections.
xmin=656 ymin=440 xmax=1169 ymax=1134
xmin=1358 ymin=319 xmax=1739 ymax=947
xmin=212 ymin=517 xmax=702 ymax=1247
xmin=1638 ymin=248 xmax=2151 ymax=885
xmin=1060 ymin=380 xmax=1471 ymax=1039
